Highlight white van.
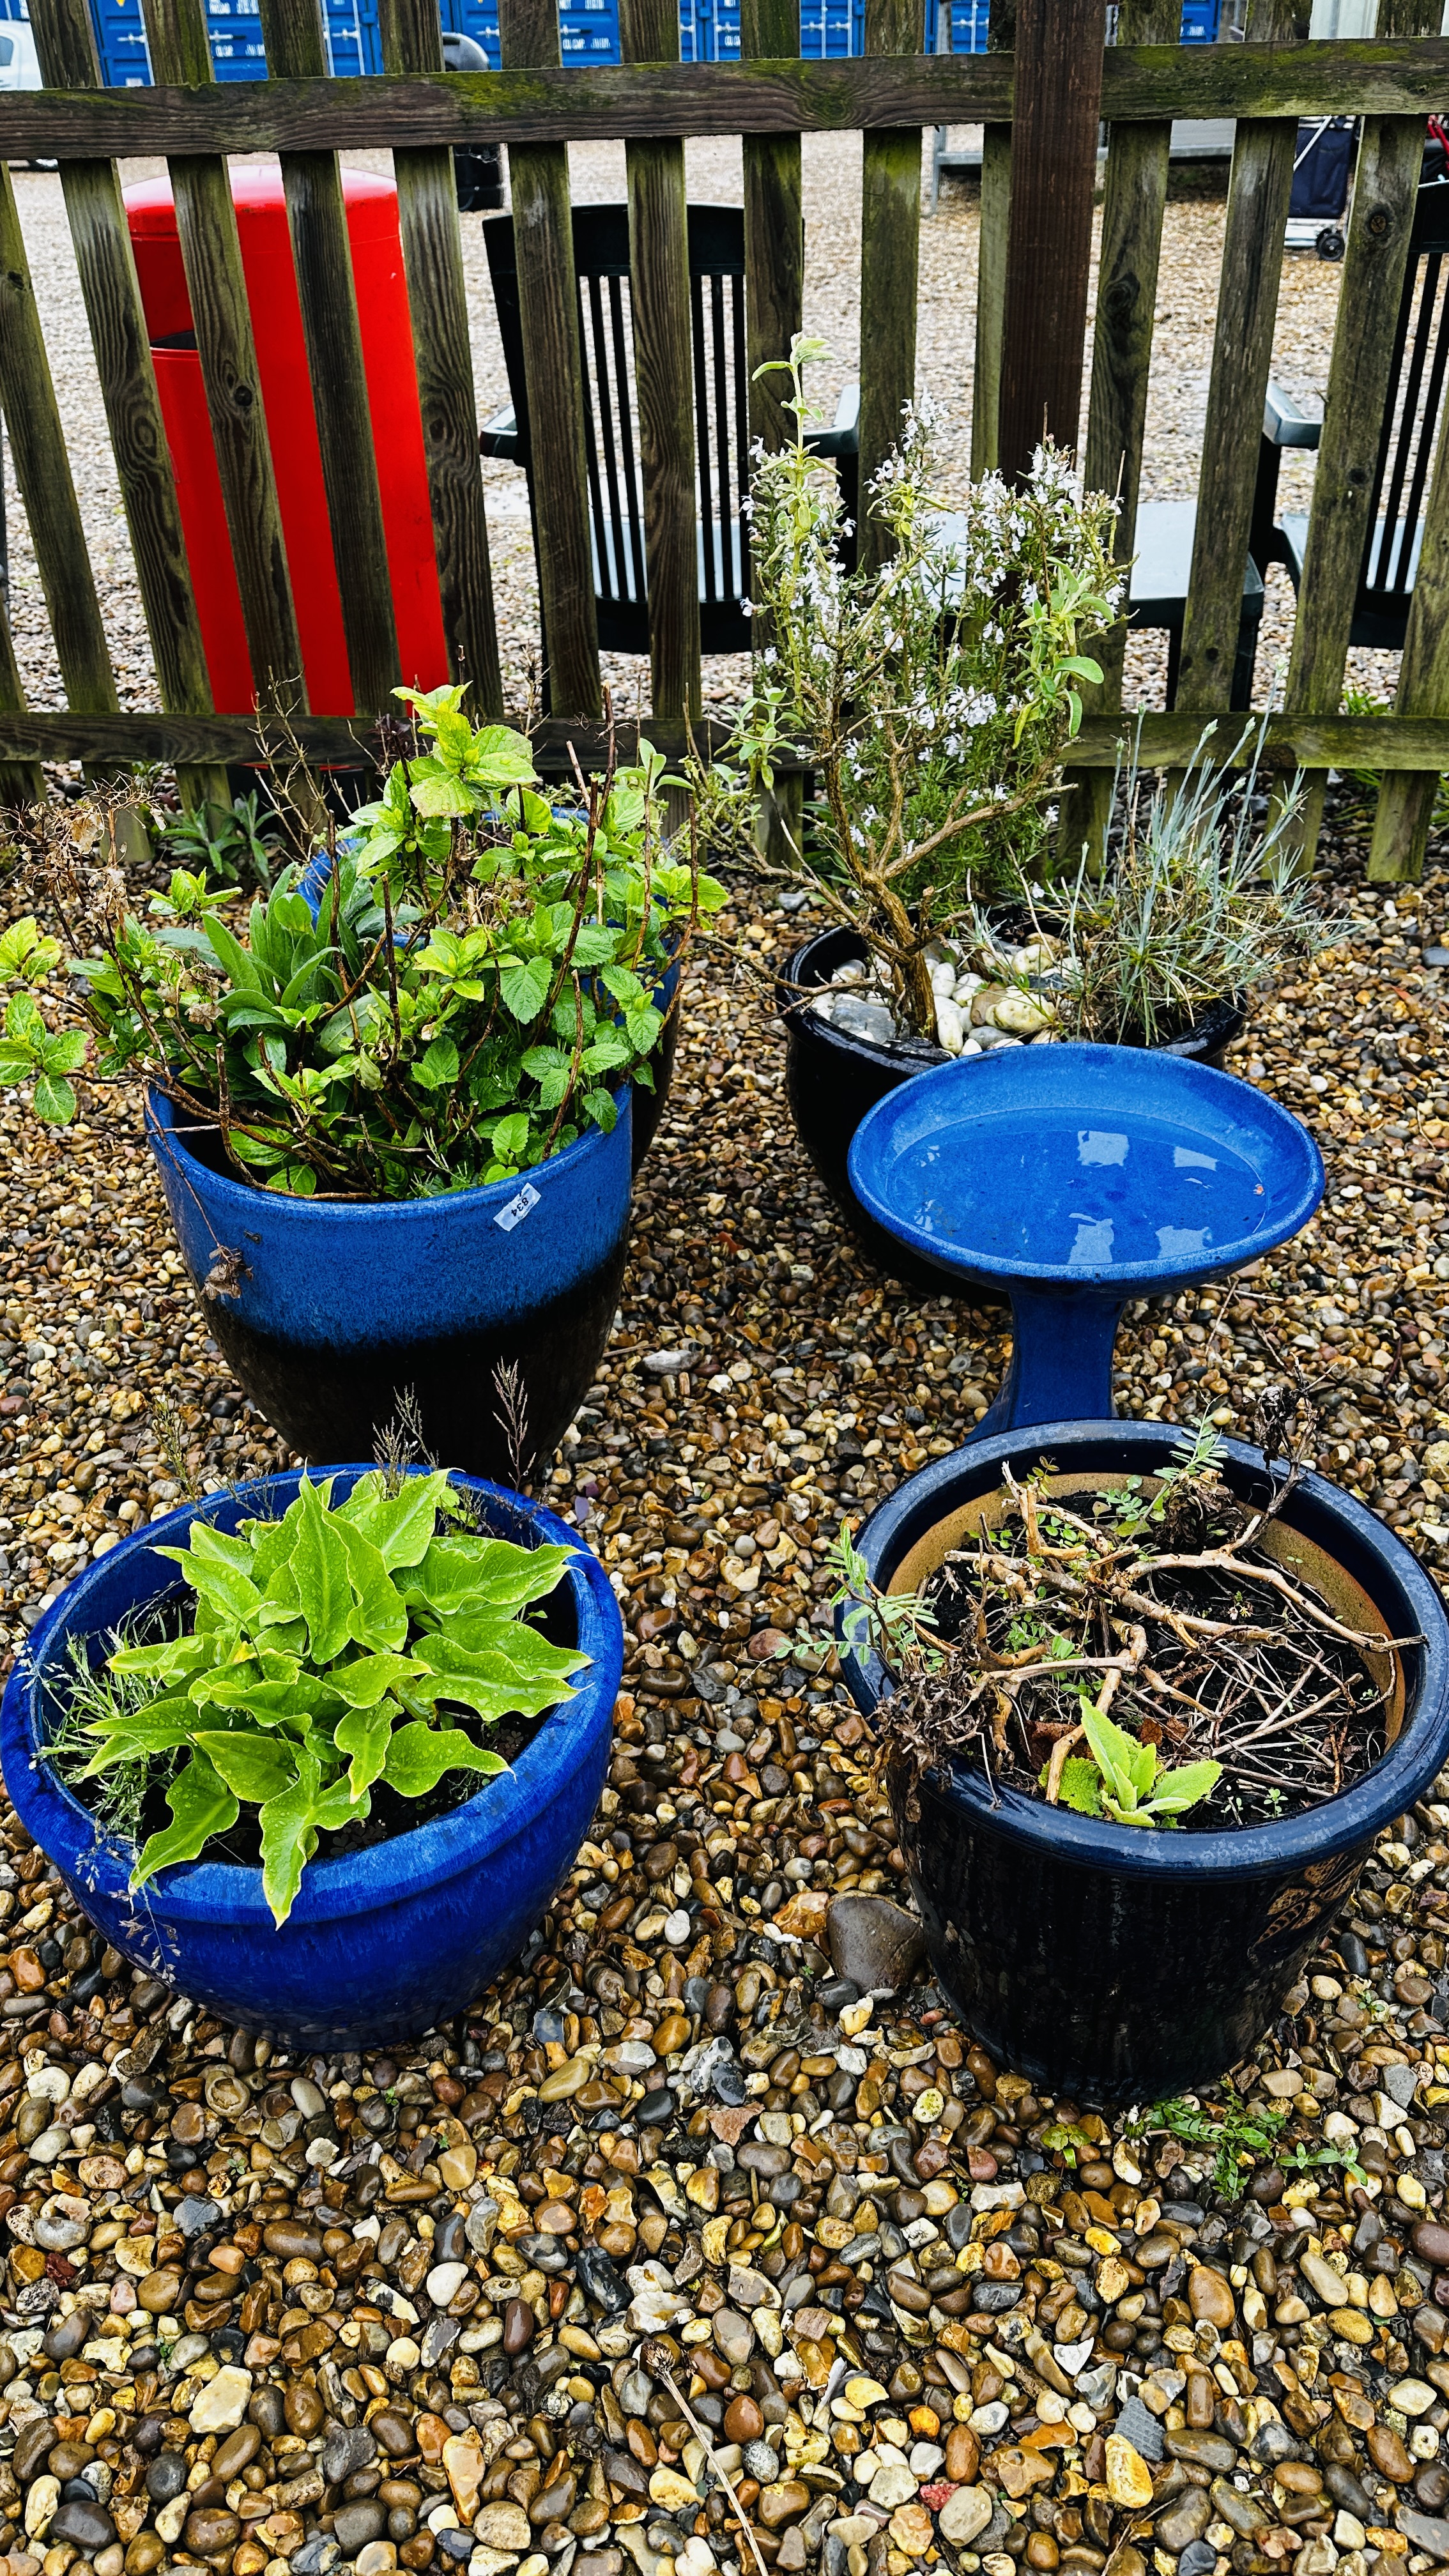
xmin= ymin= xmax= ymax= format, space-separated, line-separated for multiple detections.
xmin=0 ymin=18 xmax=43 ymax=88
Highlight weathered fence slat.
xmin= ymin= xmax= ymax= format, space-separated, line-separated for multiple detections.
xmin=259 ymin=0 xmax=399 ymax=714
xmin=0 ymin=165 xmax=118 ymax=723
xmin=622 ymin=0 xmax=700 ymax=722
xmin=0 ymin=514 xmax=43 ymax=805
xmin=496 ymin=0 xmax=600 ymax=717
xmin=970 ymin=0 xmax=1014 ymax=481
xmin=140 ymin=0 xmax=306 ymax=721
xmin=0 ymin=705 xmax=1444 ymax=772
xmin=742 ymin=0 xmax=803 ymax=868
xmin=26 ymin=0 xmax=221 ymax=810
xmin=996 ymin=0 xmax=1107 ymax=480
xmin=15 ymin=45 xmax=1449 ymax=161
xmin=1058 ymin=0 xmax=1178 ymax=864
xmin=1284 ymin=0 xmax=1436 ymax=870
xmin=380 ymin=0 xmax=502 ymax=717
xmin=1175 ymin=0 xmax=1300 ymax=712
xmin=857 ymin=0 xmax=924 ymax=574
xmin=742 ymin=0 xmax=802 ymax=459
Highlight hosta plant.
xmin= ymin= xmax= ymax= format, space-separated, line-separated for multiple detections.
xmin=47 ymin=1469 xmax=586 ymax=1926
xmin=0 ymin=688 xmax=724 ymax=1200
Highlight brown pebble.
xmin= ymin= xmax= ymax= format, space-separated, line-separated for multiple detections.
xmin=371 ymin=2410 xmax=417 ymax=2460
xmin=724 ymin=2396 xmax=763 ymax=2446
xmin=1025 ymin=2538 xmax=1059 ymax=2572
xmin=211 ymin=2426 xmax=261 ymax=2481
xmin=1414 ymin=2221 xmax=1449 ymax=2269
xmin=284 ymin=2385 xmax=325 ymax=2437
xmin=135 ymin=2270 xmax=183 ymax=2315
xmin=503 ymin=2297 xmax=535 ymax=2356
xmin=125 ymin=2540 xmax=165 ymax=2576
xmin=1368 ymin=2425 xmax=1415 ymax=2484
xmin=264 ymin=2220 xmax=324 ymax=2262
xmin=1186 ymin=2372 xmax=1216 ymax=2430
xmin=1188 ymin=2267 xmax=1236 ymax=2331
xmin=182 ymin=2510 xmax=242 ymax=2557
xmin=944 ymin=2426 xmax=980 ymax=2484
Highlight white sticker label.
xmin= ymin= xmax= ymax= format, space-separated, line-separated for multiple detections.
xmin=494 ymin=1181 xmax=542 ymax=1234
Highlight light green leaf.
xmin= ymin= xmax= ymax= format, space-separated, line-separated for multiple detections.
xmin=409 ymin=770 xmax=479 ymax=818
xmin=337 ymin=1468 xmax=453 ymax=1568
xmin=1080 ymin=1702 xmax=1149 ymax=1810
xmin=287 ymin=1475 xmax=355 ymax=1663
xmin=1144 ymin=1759 xmax=1222 ymax=1817
xmin=336 ymin=1519 xmax=410 ymax=1652
xmin=382 ymin=1721 xmax=509 ymax=1798
xmin=410 ymin=1626 xmax=585 ymax=1721
xmin=335 ymin=1698 xmax=397 ymax=1800
xmin=415 ymin=1032 xmax=460 ymax=1091
xmin=32 ymin=1075 xmax=77 ymax=1124
xmin=258 ymin=1738 xmax=322 ymax=1928
xmin=77 ymin=1701 xmax=199 ymax=1774
xmin=132 ymin=1753 xmax=239 ymax=1889
xmin=1039 ymin=1756 xmax=1101 ymax=1817
xmin=499 ymin=958 xmax=551 ymax=1025
xmin=193 ymin=1731 xmax=300 ymax=1806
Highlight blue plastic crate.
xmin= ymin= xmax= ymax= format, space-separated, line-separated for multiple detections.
xmin=1179 ymin=0 xmax=1220 ymax=34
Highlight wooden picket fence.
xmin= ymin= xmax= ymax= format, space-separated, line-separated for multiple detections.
xmin=1 ymin=0 xmax=1449 ymax=870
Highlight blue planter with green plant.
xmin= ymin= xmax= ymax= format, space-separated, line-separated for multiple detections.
xmin=0 ymin=693 xmax=723 ymax=1474
xmin=0 ymin=1464 xmax=624 ymax=2050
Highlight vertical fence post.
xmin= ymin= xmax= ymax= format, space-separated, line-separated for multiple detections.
xmin=26 ymin=0 xmax=223 ymax=815
xmin=140 ymin=0 xmax=307 ymax=720
xmin=622 ymin=0 xmax=701 ymax=726
xmin=742 ymin=0 xmax=802 ymax=461
xmin=970 ymin=0 xmax=1014 ymax=481
xmin=1174 ymin=0 xmax=1301 ymax=716
xmin=259 ymin=0 xmax=401 ymax=716
xmin=995 ymin=0 xmax=1106 ymax=483
xmin=1059 ymin=0 xmax=1178 ymax=866
xmin=380 ymin=0 xmax=504 ymax=717
xmin=857 ymin=0 xmax=925 ymax=575
xmin=496 ymin=0 xmax=601 ymax=719
xmin=743 ymin=0 xmax=804 ymax=866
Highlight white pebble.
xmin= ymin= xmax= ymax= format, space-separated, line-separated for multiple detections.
xmin=934 ymin=998 xmax=965 ymax=1054
xmin=426 ymin=2260 xmax=468 ymax=2307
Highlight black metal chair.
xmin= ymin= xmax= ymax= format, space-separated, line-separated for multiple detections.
xmin=479 ymin=203 xmax=859 ymax=667
xmin=1250 ymin=172 xmax=1449 ymax=650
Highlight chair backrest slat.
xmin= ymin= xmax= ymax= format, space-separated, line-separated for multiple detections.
xmin=1361 ymin=185 xmax=1449 ymax=612
xmin=484 ymin=201 xmax=753 ymax=646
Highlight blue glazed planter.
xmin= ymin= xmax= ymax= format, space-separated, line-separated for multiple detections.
xmin=0 ymin=1468 xmax=624 ymax=2051
xmin=147 ymin=1086 xmax=632 ymax=1479
xmin=838 ymin=1420 xmax=1449 ymax=2099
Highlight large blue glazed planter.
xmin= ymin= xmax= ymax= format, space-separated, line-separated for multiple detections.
xmin=0 ymin=1468 xmax=624 ymax=2051
xmin=838 ymin=1420 xmax=1449 ymax=2100
xmin=148 ymin=1085 xmax=632 ymax=1480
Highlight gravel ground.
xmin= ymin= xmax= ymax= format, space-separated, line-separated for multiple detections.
xmin=0 ymin=124 xmax=1448 ymax=2576
xmin=0 ymin=792 xmax=1445 ymax=2576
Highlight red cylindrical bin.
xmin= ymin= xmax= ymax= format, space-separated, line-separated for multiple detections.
xmin=126 ymin=164 xmax=450 ymax=717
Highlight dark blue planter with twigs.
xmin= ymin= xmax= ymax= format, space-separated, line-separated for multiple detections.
xmin=838 ymin=1420 xmax=1449 ymax=2101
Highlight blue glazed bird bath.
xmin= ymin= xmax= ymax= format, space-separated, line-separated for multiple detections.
xmin=848 ymin=1045 xmax=1324 ymax=1434
xmin=0 ymin=1468 xmax=624 ymax=2051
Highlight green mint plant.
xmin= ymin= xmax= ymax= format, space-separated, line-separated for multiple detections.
xmin=52 ymin=1469 xmax=586 ymax=1926
xmin=693 ymin=335 xmax=1121 ymax=1044
xmin=5 ymin=689 xmax=724 ymax=1200
xmin=1045 ymin=1698 xmax=1221 ymax=1829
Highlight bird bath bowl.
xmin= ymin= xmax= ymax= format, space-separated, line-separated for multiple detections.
xmin=847 ymin=1045 xmax=1325 ymax=1436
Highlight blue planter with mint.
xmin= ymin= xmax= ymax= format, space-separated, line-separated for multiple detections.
xmin=0 ymin=1465 xmax=624 ymax=2051
xmin=0 ymin=693 xmax=723 ymax=1477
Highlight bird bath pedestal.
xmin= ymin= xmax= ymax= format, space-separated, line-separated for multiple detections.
xmin=847 ymin=1045 xmax=1324 ymax=1436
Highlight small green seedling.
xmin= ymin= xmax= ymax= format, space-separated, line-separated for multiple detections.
xmin=1046 ymin=1698 xmax=1221 ymax=1829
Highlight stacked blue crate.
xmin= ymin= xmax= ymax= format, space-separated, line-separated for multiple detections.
xmin=82 ymin=0 xmax=1215 ymax=85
